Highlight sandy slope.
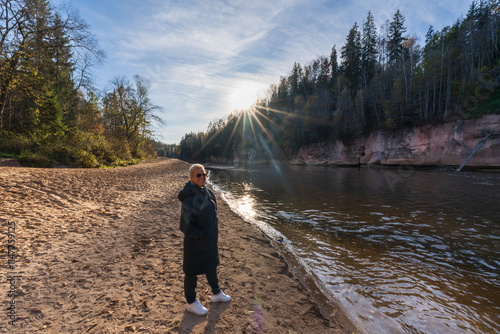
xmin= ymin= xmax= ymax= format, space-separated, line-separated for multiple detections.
xmin=0 ymin=158 xmax=347 ymax=333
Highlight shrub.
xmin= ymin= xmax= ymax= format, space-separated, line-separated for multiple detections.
xmin=472 ymin=88 xmax=500 ymax=117
xmin=74 ymin=150 xmax=99 ymax=168
xmin=67 ymin=131 xmax=136 ymax=166
xmin=105 ymin=136 xmax=132 ymax=161
xmin=88 ymin=136 xmax=115 ymax=165
xmin=0 ymin=132 xmax=34 ymax=154
xmin=0 ymin=152 xmax=20 ymax=158
xmin=38 ymin=143 xmax=76 ymax=166
xmin=384 ymin=118 xmax=397 ymax=130
xmin=18 ymin=150 xmax=52 ymax=168
xmin=4 ymin=128 xmax=154 ymax=169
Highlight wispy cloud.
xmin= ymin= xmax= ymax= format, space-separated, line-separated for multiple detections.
xmin=107 ymin=0 xmax=311 ymax=142
xmin=65 ymin=0 xmax=473 ymax=143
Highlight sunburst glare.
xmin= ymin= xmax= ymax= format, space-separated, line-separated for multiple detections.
xmin=229 ymin=85 xmax=258 ymax=111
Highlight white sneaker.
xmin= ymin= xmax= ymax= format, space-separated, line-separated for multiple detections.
xmin=211 ymin=290 xmax=231 ymax=303
xmin=185 ymin=299 xmax=208 ymax=315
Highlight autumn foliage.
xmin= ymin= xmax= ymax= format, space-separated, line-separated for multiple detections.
xmin=0 ymin=0 xmax=162 ymax=167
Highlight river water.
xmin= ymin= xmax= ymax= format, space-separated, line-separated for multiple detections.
xmin=206 ymin=163 xmax=500 ymax=334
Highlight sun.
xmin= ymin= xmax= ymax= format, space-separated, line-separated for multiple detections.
xmin=228 ymin=85 xmax=258 ymax=111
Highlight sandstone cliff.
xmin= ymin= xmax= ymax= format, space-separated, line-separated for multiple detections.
xmin=291 ymin=115 xmax=500 ymax=169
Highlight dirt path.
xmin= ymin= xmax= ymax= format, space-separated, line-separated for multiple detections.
xmin=0 ymin=158 xmax=346 ymax=333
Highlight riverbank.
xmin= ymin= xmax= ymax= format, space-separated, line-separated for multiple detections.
xmin=0 ymin=158 xmax=351 ymax=333
xmin=290 ymin=114 xmax=500 ymax=169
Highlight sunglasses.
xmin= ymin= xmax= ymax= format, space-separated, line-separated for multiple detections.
xmin=196 ymin=173 xmax=208 ymax=178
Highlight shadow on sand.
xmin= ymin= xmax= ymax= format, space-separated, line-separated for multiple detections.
xmin=175 ymin=302 xmax=231 ymax=333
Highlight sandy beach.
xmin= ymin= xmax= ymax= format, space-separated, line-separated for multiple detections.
xmin=0 ymin=158 xmax=351 ymax=333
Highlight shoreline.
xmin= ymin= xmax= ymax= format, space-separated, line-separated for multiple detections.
xmin=213 ymin=186 xmax=358 ymax=333
xmin=0 ymin=158 xmax=351 ymax=333
xmin=201 ymin=158 xmax=500 ymax=173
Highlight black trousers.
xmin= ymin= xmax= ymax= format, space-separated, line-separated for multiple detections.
xmin=184 ymin=268 xmax=220 ymax=304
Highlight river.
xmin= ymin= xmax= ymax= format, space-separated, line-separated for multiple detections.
xmin=205 ymin=163 xmax=500 ymax=334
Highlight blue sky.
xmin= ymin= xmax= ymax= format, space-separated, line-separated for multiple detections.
xmin=58 ymin=0 xmax=473 ymax=144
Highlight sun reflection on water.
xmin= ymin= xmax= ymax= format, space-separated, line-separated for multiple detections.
xmin=235 ymin=194 xmax=256 ymax=218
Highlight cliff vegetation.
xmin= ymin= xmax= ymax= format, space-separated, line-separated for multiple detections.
xmin=178 ymin=1 xmax=500 ymax=165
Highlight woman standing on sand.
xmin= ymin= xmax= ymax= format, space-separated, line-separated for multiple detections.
xmin=178 ymin=163 xmax=231 ymax=315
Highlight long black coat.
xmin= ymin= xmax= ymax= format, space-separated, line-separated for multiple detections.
xmin=178 ymin=181 xmax=219 ymax=275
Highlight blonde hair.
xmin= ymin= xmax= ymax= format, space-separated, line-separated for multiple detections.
xmin=189 ymin=163 xmax=205 ymax=177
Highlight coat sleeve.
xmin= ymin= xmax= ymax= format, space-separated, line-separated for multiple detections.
xmin=180 ymin=197 xmax=204 ymax=239
xmin=208 ymin=189 xmax=217 ymax=210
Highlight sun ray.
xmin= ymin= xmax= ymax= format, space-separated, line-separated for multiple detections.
xmin=246 ymin=109 xmax=258 ymax=141
xmin=241 ymin=109 xmax=247 ymax=144
xmin=189 ymin=113 xmax=239 ymax=161
xmin=251 ymin=107 xmax=283 ymax=131
xmin=253 ymin=105 xmax=292 ymax=117
xmin=222 ymin=112 xmax=243 ymax=157
xmin=250 ymin=112 xmax=281 ymax=151
xmin=244 ymin=108 xmax=287 ymax=174
xmin=244 ymin=106 xmax=287 ymax=162
xmin=188 ymin=98 xmax=336 ymax=164
xmin=253 ymin=103 xmax=339 ymax=128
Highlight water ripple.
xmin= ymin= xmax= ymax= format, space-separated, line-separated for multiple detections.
xmin=207 ymin=165 xmax=500 ymax=334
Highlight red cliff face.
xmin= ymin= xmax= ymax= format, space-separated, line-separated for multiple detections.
xmin=291 ymin=115 xmax=500 ymax=169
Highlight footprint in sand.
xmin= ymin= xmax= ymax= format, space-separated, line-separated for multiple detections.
xmin=29 ymin=309 xmax=44 ymax=321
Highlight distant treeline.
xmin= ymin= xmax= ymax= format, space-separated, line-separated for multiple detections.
xmin=0 ymin=0 xmax=162 ymax=167
xmin=178 ymin=0 xmax=500 ymax=162
xmin=152 ymin=140 xmax=180 ymax=158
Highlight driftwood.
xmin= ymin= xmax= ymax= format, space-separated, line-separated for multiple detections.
xmin=456 ymin=131 xmax=498 ymax=171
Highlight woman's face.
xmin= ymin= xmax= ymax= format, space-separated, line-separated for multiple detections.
xmin=190 ymin=168 xmax=207 ymax=187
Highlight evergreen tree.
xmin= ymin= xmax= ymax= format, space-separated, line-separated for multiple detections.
xmin=425 ymin=25 xmax=435 ymax=45
xmin=330 ymin=45 xmax=339 ymax=84
xmin=318 ymin=56 xmax=331 ymax=90
xmin=288 ymin=62 xmax=301 ymax=100
xmin=341 ymin=23 xmax=362 ymax=89
xmin=50 ymin=13 xmax=77 ymax=122
xmin=388 ymin=9 xmax=407 ymax=65
xmin=362 ymin=11 xmax=378 ymax=83
xmin=0 ymin=0 xmax=102 ymax=134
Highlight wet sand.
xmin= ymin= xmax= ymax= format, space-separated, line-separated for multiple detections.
xmin=0 ymin=158 xmax=351 ymax=333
